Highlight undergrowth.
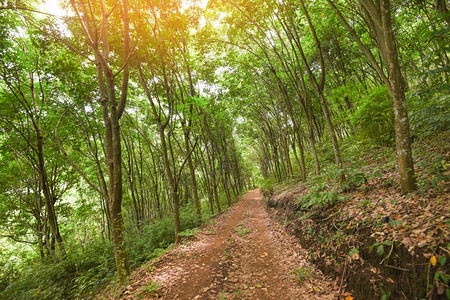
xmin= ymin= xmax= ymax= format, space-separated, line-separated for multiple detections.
xmin=0 ymin=193 xmax=236 ymax=299
xmin=263 ymin=130 xmax=449 ymax=299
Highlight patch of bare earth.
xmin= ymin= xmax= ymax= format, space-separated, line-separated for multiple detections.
xmin=119 ymin=189 xmax=336 ymax=299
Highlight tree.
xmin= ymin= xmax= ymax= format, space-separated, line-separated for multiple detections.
xmin=66 ymin=0 xmax=133 ymax=281
xmin=326 ymin=0 xmax=417 ymax=193
xmin=0 ymin=27 xmax=70 ymax=256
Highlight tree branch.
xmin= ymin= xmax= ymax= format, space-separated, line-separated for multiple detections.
xmin=54 ymin=104 xmax=106 ymax=198
xmin=0 ymin=234 xmax=38 ymax=245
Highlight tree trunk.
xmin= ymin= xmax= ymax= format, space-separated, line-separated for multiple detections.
xmin=376 ymin=0 xmax=416 ymax=192
xmin=158 ymin=125 xmax=181 ymax=243
xmin=297 ymin=0 xmax=343 ymax=172
xmin=184 ymin=129 xmax=202 ymax=222
xmin=36 ymin=130 xmax=65 ymax=256
xmin=68 ymin=0 xmax=132 ymax=283
xmin=327 ymin=0 xmax=416 ymax=193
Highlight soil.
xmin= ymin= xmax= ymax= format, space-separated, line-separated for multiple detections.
xmin=118 ymin=189 xmax=337 ymax=299
xmin=263 ymin=166 xmax=449 ymax=299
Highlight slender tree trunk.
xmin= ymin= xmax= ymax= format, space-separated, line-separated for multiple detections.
xmin=37 ymin=131 xmax=65 ymax=256
xmin=376 ymin=0 xmax=416 ymax=192
xmin=97 ymin=64 xmax=130 ymax=281
xmin=294 ymin=128 xmax=307 ymax=180
xmin=68 ymin=0 xmax=132 ymax=282
xmin=158 ymin=125 xmax=181 ymax=243
xmin=184 ymin=129 xmax=202 ymax=222
xmin=304 ymin=103 xmax=321 ymax=174
xmin=208 ymin=152 xmax=221 ymax=212
xmin=34 ymin=191 xmax=45 ymax=260
xmin=319 ymin=93 xmax=343 ymax=169
xmin=327 ymin=0 xmax=416 ymax=193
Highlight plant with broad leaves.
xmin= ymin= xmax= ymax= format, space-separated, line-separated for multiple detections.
xmin=370 ymin=240 xmax=393 ymax=256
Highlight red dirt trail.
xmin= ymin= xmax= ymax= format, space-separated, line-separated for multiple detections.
xmin=120 ymin=189 xmax=336 ymax=299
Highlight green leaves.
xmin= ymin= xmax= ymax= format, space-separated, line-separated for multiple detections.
xmin=298 ymin=185 xmax=346 ymax=210
xmin=348 ymin=247 xmax=359 ymax=257
xmin=190 ymin=96 xmax=208 ymax=108
xmin=439 ymin=256 xmax=447 ymax=267
xmin=350 ymin=85 xmax=394 ymax=146
xmin=370 ymin=240 xmax=393 ymax=256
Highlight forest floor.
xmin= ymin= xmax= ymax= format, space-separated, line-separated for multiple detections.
xmin=262 ymin=134 xmax=450 ymax=299
xmin=115 ymin=189 xmax=337 ymax=299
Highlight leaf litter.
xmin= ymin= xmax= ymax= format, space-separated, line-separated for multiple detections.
xmin=115 ymin=189 xmax=336 ymax=299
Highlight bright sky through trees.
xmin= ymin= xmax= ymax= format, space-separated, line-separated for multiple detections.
xmin=0 ymin=0 xmax=448 ymax=298
xmin=40 ymin=0 xmax=66 ymax=16
xmin=40 ymin=0 xmax=210 ymax=17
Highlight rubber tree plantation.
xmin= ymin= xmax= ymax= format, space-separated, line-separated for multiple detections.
xmin=0 ymin=0 xmax=448 ymax=298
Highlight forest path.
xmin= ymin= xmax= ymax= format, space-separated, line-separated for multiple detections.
xmin=122 ymin=189 xmax=335 ymax=299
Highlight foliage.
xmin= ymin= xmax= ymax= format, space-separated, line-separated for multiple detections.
xmin=414 ymin=142 xmax=450 ymax=194
xmin=260 ymin=177 xmax=280 ymax=190
xmin=350 ymin=86 xmax=395 ymax=146
xmin=126 ymin=203 xmax=206 ymax=269
xmin=337 ymin=168 xmax=369 ymax=191
xmin=234 ymin=222 xmax=252 ymax=237
xmin=141 ymin=280 xmax=160 ymax=295
xmin=370 ymin=240 xmax=393 ymax=256
xmin=408 ymin=93 xmax=450 ymax=139
xmin=380 ymin=285 xmax=392 ymax=300
xmin=291 ymin=266 xmax=313 ymax=283
xmin=297 ymin=184 xmax=346 ymax=210
xmin=0 ymin=195 xmax=228 ymax=298
xmin=1 ymin=239 xmax=116 ymax=299
xmin=0 ymin=0 xmax=448 ymax=297
xmin=177 ymin=228 xmax=201 ymax=237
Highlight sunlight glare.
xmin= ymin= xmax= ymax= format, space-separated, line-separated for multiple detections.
xmin=182 ymin=0 xmax=209 ymax=10
xmin=40 ymin=0 xmax=209 ymax=16
xmin=40 ymin=0 xmax=66 ymax=17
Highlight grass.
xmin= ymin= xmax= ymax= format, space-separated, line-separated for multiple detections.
xmin=0 ymin=190 xmax=240 ymax=300
xmin=141 ymin=280 xmax=160 ymax=293
xmin=234 ymin=225 xmax=252 ymax=237
xmin=291 ymin=266 xmax=314 ymax=283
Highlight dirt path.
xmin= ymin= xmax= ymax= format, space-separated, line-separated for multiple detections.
xmin=121 ymin=189 xmax=336 ymax=299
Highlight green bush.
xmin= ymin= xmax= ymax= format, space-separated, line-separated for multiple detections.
xmin=126 ymin=202 xmax=204 ymax=268
xmin=261 ymin=177 xmax=279 ymax=189
xmin=1 ymin=239 xmax=116 ymax=299
xmin=336 ymin=168 xmax=369 ymax=191
xmin=0 ymin=193 xmax=235 ymax=299
xmin=408 ymin=93 xmax=450 ymax=138
xmin=126 ymin=216 xmax=175 ymax=269
xmin=351 ymin=85 xmax=394 ymax=146
xmin=297 ymin=184 xmax=346 ymax=210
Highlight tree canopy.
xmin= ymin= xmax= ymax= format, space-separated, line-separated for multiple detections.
xmin=0 ymin=0 xmax=448 ymax=297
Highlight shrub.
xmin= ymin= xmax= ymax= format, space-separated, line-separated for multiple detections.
xmin=351 ymin=85 xmax=395 ymax=146
xmin=0 ymin=193 xmax=235 ymax=299
xmin=408 ymin=93 xmax=450 ymax=139
xmin=1 ymin=239 xmax=116 ymax=299
xmin=297 ymin=184 xmax=346 ymax=210
xmin=337 ymin=168 xmax=368 ymax=191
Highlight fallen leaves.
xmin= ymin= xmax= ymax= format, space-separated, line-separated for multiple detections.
xmin=266 ymin=141 xmax=449 ymax=298
xmin=341 ymin=291 xmax=353 ymax=300
xmin=430 ymin=255 xmax=437 ymax=266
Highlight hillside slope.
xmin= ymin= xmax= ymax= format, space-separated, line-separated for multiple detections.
xmin=263 ymin=134 xmax=449 ymax=299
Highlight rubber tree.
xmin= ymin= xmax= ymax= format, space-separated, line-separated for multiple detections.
xmin=68 ymin=0 xmax=132 ymax=281
xmin=212 ymin=0 xmax=336 ymax=178
xmin=327 ymin=0 xmax=416 ymax=193
xmin=137 ymin=0 xmax=207 ymax=242
xmin=0 ymin=31 xmax=67 ymax=256
xmin=273 ymin=0 xmax=344 ymax=173
xmin=178 ymin=35 xmax=203 ymax=222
